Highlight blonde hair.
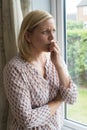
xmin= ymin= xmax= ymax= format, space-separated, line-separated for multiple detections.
xmin=18 ymin=10 xmax=53 ymax=61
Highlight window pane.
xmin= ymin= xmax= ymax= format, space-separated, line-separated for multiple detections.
xmin=65 ymin=0 xmax=87 ymax=125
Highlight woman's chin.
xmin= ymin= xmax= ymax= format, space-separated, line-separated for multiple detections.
xmin=45 ymin=49 xmax=50 ymax=53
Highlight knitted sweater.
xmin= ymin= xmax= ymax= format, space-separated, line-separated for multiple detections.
xmin=3 ymin=55 xmax=77 ymax=130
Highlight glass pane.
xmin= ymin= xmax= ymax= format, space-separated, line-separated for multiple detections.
xmin=66 ymin=0 xmax=87 ymax=125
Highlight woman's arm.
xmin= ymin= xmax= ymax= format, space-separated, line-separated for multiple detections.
xmin=48 ymin=91 xmax=63 ymax=116
xmin=49 ymin=40 xmax=70 ymax=88
xmin=49 ymin=40 xmax=78 ymax=104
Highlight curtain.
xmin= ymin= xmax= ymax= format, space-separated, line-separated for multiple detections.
xmin=21 ymin=0 xmax=31 ymax=17
xmin=3 ymin=0 xmax=23 ymax=62
xmin=0 ymin=0 xmax=31 ymax=130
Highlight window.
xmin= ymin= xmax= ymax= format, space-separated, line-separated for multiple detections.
xmin=66 ymin=0 xmax=87 ymax=125
xmin=51 ymin=0 xmax=87 ymax=130
xmin=64 ymin=0 xmax=87 ymax=129
xmin=31 ymin=0 xmax=51 ymax=12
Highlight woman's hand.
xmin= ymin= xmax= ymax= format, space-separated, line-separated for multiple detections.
xmin=49 ymin=40 xmax=71 ymax=88
xmin=49 ymin=40 xmax=63 ymax=67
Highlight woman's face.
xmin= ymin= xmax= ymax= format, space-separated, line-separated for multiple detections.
xmin=29 ymin=18 xmax=56 ymax=52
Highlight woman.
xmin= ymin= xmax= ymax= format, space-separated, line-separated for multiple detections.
xmin=3 ymin=10 xmax=77 ymax=130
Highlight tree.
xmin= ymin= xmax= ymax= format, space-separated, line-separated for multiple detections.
xmin=66 ymin=20 xmax=87 ymax=85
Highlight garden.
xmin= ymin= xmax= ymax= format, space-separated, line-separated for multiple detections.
xmin=66 ymin=20 xmax=87 ymax=125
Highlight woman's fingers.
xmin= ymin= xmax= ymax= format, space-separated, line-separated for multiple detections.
xmin=49 ymin=40 xmax=61 ymax=54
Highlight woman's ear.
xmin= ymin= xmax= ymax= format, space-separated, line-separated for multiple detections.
xmin=24 ymin=31 xmax=31 ymax=43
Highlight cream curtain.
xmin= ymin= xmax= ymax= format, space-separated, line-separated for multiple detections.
xmin=0 ymin=0 xmax=31 ymax=130
xmin=3 ymin=0 xmax=23 ymax=62
xmin=21 ymin=0 xmax=31 ymax=17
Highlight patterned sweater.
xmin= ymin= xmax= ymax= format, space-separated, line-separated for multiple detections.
xmin=3 ymin=55 xmax=77 ymax=130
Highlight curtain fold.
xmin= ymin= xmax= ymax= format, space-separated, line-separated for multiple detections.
xmin=3 ymin=0 xmax=23 ymax=62
xmin=21 ymin=0 xmax=31 ymax=17
xmin=0 ymin=0 xmax=31 ymax=130
xmin=0 ymin=1 xmax=8 ymax=130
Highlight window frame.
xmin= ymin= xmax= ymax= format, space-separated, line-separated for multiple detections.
xmin=50 ymin=0 xmax=65 ymax=55
xmin=50 ymin=0 xmax=87 ymax=130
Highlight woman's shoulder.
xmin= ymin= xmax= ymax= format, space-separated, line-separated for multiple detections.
xmin=3 ymin=54 xmax=27 ymax=73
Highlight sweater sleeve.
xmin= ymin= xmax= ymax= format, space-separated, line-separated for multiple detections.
xmin=3 ymin=63 xmax=51 ymax=129
xmin=54 ymin=59 xmax=78 ymax=104
xmin=50 ymin=58 xmax=78 ymax=105
xmin=59 ymin=80 xmax=78 ymax=104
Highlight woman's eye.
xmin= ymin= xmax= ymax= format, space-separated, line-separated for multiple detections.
xmin=42 ymin=30 xmax=49 ymax=34
xmin=41 ymin=29 xmax=56 ymax=35
xmin=53 ymin=29 xmax=56 ymax=33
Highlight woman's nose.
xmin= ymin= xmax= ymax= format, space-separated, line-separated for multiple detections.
xmin=48 ymin=31 xmax=55 ymax=40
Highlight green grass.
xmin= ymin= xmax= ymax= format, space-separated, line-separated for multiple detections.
xmin=67 ymin=87 xmax=87 ymax=125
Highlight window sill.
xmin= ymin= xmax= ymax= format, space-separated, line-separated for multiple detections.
xmin=62 ymin=119 xmax=87 ymax=130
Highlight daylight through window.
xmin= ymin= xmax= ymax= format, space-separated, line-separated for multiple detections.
xmin=65 ymin=0 xmax=87 ymax=126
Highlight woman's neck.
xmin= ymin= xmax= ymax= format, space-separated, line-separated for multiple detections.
xmin=29 ymin=52 xmax=48 ymax=78
xmin=29 ymin=52 xmax=47 ymax=63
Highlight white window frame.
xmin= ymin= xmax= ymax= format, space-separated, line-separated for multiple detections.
xmin=50 ymin=0 xmax=65 ymax=56
xmin=50 ymin=0 xmax=87 ymax=130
